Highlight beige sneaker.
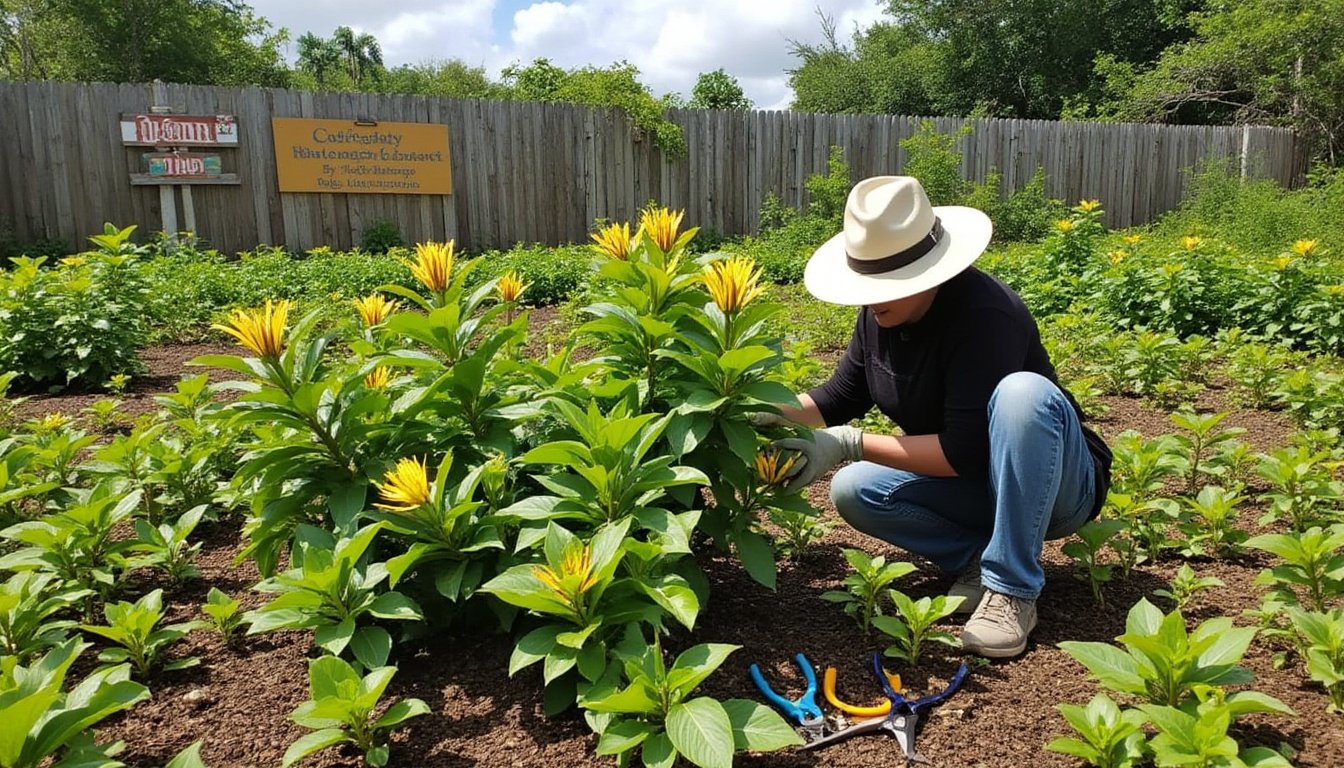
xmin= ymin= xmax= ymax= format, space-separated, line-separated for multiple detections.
xmin=948 ymin=566 xmax=984 ymax=615
xmin=960 ymin=590 xmax=1037 ymax=658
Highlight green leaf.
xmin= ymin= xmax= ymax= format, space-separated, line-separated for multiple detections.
xmin=1057 ymin=641 xmax=1147 ymax=696
xmin=510 ymin=625 xmax=564 ymax=676
xmin=313 ymin=619 xmax=356 ymax=657
xmin=733 ymin=530 xmax=776 ymax=590
xmin=164 ymin=740 xmax=208 ymax=768
xmin=372 ymin=697 xmax=431 ymax=729
xmin=722 ymin=698 xmax=804 ymax=751
xmin=642 ymin=732 xmax=676 ymax=768
xmin=667 ymin=644 xmax=739 ymax=697
xmin=595 ymin=719 xmax=653 ymax=756
xmin=666 ymin=697 xmax=734 ymax=768
xmin=281 ymin=729 xmax=349 ymax=768
xmin=350 ymin=626 xmax=392 ymax=669
xmin=366 ymin=591 xmax=422 ymax=621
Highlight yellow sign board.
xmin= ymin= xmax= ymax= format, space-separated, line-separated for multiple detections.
xmin=271 ymin=118 xmax=452 ymax=195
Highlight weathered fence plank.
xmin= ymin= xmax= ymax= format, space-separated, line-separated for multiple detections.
xmin=0 ymin=81 xmax=1302 ymax=255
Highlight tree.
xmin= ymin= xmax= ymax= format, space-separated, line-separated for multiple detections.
xmin=1105 ymin=0 xmax=1344 ymax=162
xmin=331 ymin=25 xmax=382 ymax=87
xmin=788 ymin=13 xmax=940 ymax=115
xmin=382 ymin=59 xmax=500 ymax=98
xmin=296 ymin=31 xmax=340 ymax=89
xmin=688 ymin=68 xmax=751 ymax=110
xmin=2 ymin=0 xmax=289 ymax=85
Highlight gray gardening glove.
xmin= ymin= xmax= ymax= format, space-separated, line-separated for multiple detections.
xmin=773 ymin=426 xmax=864 ymax=492
xmin=747 ymin=411 xmax=793 ymax=429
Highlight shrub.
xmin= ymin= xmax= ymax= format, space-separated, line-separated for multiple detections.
xmin=360 ymin=220 xmax=404 ymax=254
xmin=467 ymin=243 xmax=593 ymax=305
xmin=900 ymin=121 xmax=971 ymax=206
xmin=0 ymin=253 xmax=149 ymax=391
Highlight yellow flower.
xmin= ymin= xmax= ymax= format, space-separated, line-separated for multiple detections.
xmin=1182 ymin=236 xmax=1203 ymax=251
xmin=353 ymin=294 xmax=399 ymax=327
xmin=496 ymin=270 xmax=527 ymax=303
xmin=364 ymin=366 xmax=391 ymax=390
xmin=638 ymin=207 xmax=686 ymax=252
xmin=1160 ymin=263 xmax=1184 ymax=276
xmin=1107 ymin=251 xmax=1127 ymax=265
xmin=39 ymin=412 xmax=69 ymax=431
xmin=590 ymin=222 xmax=633 ymax=260
xmin=533 ymin=544 xmax=599 ymax=602
xmin=403 ymin=241 xmax=455 ymax=293
xmin=1292 ymin=239 xmax=1320 ymax=257
xmin=213 ymin=299 xmax=292 ymax=359
xmin=59 ymin=256 xmax=86 ymax=268
xmin=702 ymin=256 xmax=765 ymax=314
xmin=1274 ymin=255 xmax=1294 ymax=271
xmin=1122 ymin=234 xmax=1143 ymax=246
xmin=1055 ymin=219 xmax=1075 ymax=233
xmin=1321 ymin=284 xmax=1344 ymax=296
xmin=755 ymin=447 xmax=800 ymax=487
xmin=374 ymin=456 xmax=433 ymax=512
xmin=1077 ymin=199 xmax=1101 ymax=213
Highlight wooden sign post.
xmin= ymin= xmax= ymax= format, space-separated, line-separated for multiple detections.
xmin=122 ymin=80 xmax=240 ymax=241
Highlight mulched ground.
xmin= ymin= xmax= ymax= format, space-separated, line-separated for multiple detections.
xmin=25 ymin=319 xmax=1344 ymax=768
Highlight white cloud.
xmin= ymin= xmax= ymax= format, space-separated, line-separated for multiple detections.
xmin=248 ymin=0 xmax=887 ymax=107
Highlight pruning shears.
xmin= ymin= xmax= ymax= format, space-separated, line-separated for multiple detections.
xmin=749 ymin=653 xmax=825 ymax=741
xmin=803 ymin=653 xmax=969 ymax=765
xmin=823 ymin=665 xmax=903 ymax=716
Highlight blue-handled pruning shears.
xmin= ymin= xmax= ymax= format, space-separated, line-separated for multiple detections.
xmin=802 ymin=653 xmax=969 ymax=764
xmin=749 ymin=653 xmax=825 ymax=741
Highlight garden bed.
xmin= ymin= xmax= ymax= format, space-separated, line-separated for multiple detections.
xmin=22 ymin=339 xmax=1344 ymax=768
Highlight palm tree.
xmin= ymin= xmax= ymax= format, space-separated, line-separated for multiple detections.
xmin=331 ymin=26 xmax=382 ymax=86
xmin=296 ymin=32 xmax=339 ymax=88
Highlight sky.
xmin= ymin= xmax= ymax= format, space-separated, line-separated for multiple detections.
xmin=247 ymin=0 xmax=888 ymax=110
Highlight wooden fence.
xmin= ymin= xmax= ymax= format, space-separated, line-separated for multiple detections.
xmin=0 ymin=80 xmax=1302 ymax=255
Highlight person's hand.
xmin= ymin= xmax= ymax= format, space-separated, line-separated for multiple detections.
xmin=772 ymin=426 xmax=863 ymax=492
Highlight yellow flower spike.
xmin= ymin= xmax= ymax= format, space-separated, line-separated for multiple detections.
xmin=1161 ymin=263 xmax=1184 ymax=276
xmin=1122 ymin=234 xmax=1143 ymax=246
xmin=39 ymin=412 xmax=70 ymax=431
xmin=402 ymin=241 xmax=455 ymax=293
xmin=1055 ymin=219 xmax=1075 ymax=233
xmin=373 ymin=456 xmax=433 ymax=513
xmin=1182 ymin=236 xmax=1203 ymax=251
xmin=590 ymin=222 xmax=633 ymax=260
xmin=755 ymin=447 xmax=800 ymax=487
xmin=59 ymin=256 xmax=87 ymax=268
xmin=639 ymin=207 xmax=686 ymax=252
xmin=364 ymin=366 xmax=391 ymax=390
xmin=533 ymin=544 xmax=599 ymax=601
xmin=353 ymin=294 xmax=399 ymax=328
xmin=1274 ymin=255 xmax=1294 ymax=271
xmin=702 ymin=256 xmax=765 ymax=314
xmin=1107 ymin=251 xmax=1127 ymax=265
xmin=1292 ymin=239 xmax=1320 ymax=257
xmin=1077 ymin=199 xmax=1101 ymax=213
xmin=533 ymin=565 xmax=565 ymax=595
xmin=1323 ymin=285 xmax=1344 ymax=296
xmin=213 ymin=299 xmax=292 ymax=359
xmin=497 ymin=270 xmax=527 ymax=303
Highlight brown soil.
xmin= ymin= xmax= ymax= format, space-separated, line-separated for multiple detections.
xmin=33 ymin=339 xmax=1344 ymax=768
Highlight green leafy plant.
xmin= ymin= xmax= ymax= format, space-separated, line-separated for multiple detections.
xmin=1045 ymin=693 xmax=1148 ymax=768
xmin=1153 ymin=564 xmax=1225 ymax=613
xmin=1062 ymin=518 xmax=1126 ymax=605
xmin=1109 ymin=431 xmax=1186 ymax=499
xmin=0 ymin=572 xmax=91 ymax=662
xmin=1059 ymin=598 xmax=1274 ymax=708
xmin=1138 ymin=688 xmax=1293 ymax=767
xmin=0 ymin=485 xmax=141 ymax=601
xmin=1246 ymin=525 xmax=1344 ymax=613
xmin=819 ymin=548 xmax=916 ymax=634
xmin=0 ymin=252 xmax=149 ymax=391
xmin=166 ymin=741 xmax=208 ymax=768
xmin=580 ymin=635 xmax=801 ymax=768
xmin=1178 ymin=485 xmax=1247 ymax=559
xmin=872 ymin=589 xmax=964 ymax=665
xmin=0 ymin=638 xmax=150 ymax=768
xmin=200 ymin=587 xmax=243 ymax=645
xmin=79 ymin=588 xmax=202 ymax=679
xmin=1287 ymin=608 xmax=1344 ymax=714
xmin=1255 ymin=446 xmax=1344 ymax=530
xmin=244 ymin=523 xmax=422 ymax=669
xmin=282 ymin=655 xmax=429 ymax=768
xmin=1104 ymin=493 xmax=1181 ymax=573
xmin=129 ymin=504 xmax=205 ymax=584
xmin=1169 ymin=410 xmax=1246 ymax=496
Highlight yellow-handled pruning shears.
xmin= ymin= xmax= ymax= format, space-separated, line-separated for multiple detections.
xmin=823 ymin=665 xmax=903 ymax=716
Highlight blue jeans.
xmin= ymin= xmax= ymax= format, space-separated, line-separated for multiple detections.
xmin=830 ymin=372 xmax=1096 ymax=600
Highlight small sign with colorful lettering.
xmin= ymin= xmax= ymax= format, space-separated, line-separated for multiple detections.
xmin=144 ymin=152 xmax=222 ymax=178
xmin=120 ymin=114 xmax=238 ymax=146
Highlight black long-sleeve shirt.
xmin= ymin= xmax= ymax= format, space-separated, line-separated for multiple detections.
xmin=808 ymin=267 xmax=1111 ymax=514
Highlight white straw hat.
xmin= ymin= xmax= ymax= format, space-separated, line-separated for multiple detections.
xmin=803 ymin=176 xmax=993 ymax=305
